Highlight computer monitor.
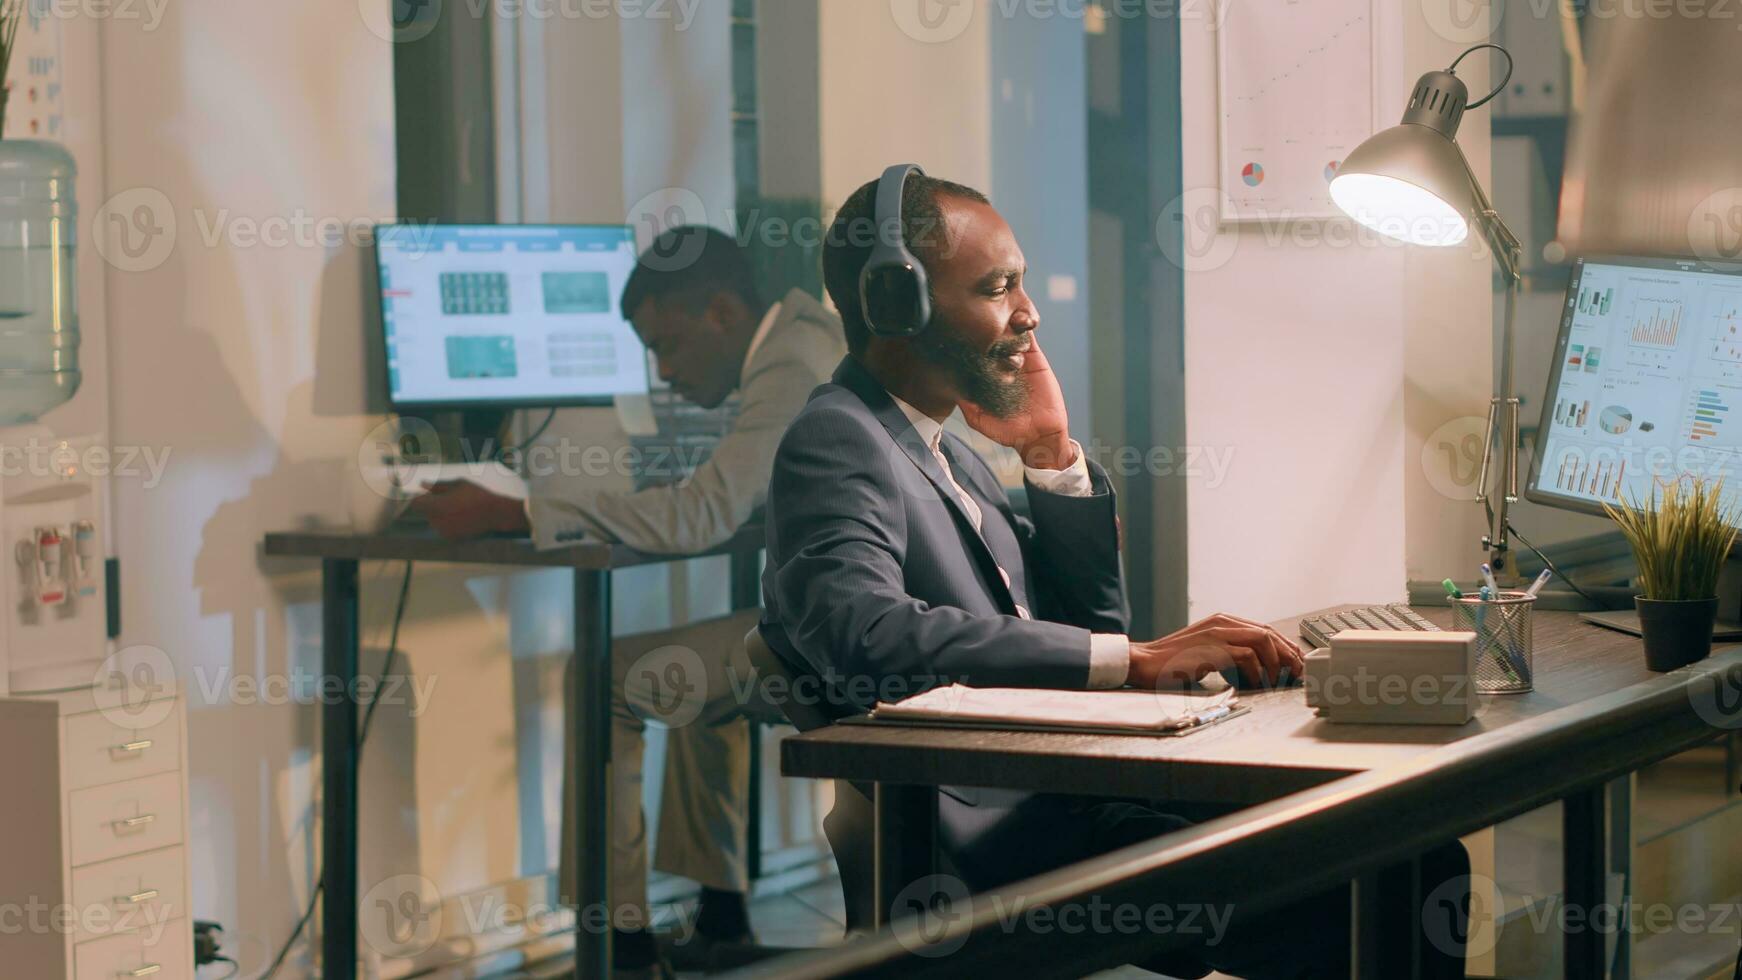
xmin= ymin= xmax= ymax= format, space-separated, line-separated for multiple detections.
xmin=372 ymin=224 xmax=650 ymax=410
xmin=1526 ymin=253 xmax=1742 ymax=527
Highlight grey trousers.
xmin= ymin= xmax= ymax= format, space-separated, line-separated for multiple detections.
xmin=560 ymin=608 xmax=764 ymax=924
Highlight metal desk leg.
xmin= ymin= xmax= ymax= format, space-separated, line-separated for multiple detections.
xmin=1564 ymin=785 xmax=1608 ymax=979
xmin=322 ymin=558 xmax=360 ymax=979
xmin=729 ymin=548 xmax=763 ymax=883
xmin=872 ymin=783 xmax=935 ymax=929
xmin=1355 ymin=859 xmax=1423 ymax=979
xmin=574 ymin=569 xmax=613 ymax=978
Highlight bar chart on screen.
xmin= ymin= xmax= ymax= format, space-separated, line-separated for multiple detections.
xmin=1554 ymin=449 xmax=1625 ymax=499
xmin=1686 ymin=388 xmax=1732 ymax=442
xmin=1631 ymin=298 xmax=1685 ymax=349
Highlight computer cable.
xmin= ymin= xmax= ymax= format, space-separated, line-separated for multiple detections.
xmin=260 ymin=559 xmax=415 ymax=979
xmin=1505 ymin=520 xmax=1604 ymax=606
xmin=508 ymin=408 xmax=558 ymax=458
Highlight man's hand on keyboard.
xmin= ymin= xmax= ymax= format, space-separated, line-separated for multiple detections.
xmin=1128 ymin=613 xmax=1304 ymax=689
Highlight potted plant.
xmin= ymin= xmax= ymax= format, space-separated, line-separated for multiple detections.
xmin=1605 ymin=476 xmax=1740 ymax=671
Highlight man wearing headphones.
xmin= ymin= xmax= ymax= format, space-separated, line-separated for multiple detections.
xmin=758 ymin=168 xmax=1467 ymax=977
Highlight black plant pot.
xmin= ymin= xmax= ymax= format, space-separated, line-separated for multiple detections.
xmin=1634 ymin=596 xmax=1719 ymax=672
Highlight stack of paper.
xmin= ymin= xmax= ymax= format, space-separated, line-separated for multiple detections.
xmin=871 ymin=685 xmax=1237 ymax=733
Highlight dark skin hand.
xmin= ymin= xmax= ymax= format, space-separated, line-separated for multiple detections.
xmin=1128 ymin=613 xmax=1305 ymax=689
xmin=406 ymin=480 xmax=529 ymax=540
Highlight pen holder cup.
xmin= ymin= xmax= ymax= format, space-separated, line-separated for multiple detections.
xmin=1451 ymin=591 xmax=1535 ymax=694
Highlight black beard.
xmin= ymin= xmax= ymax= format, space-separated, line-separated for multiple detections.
xmin=916 ymin=327 xmax=1030 ymax=419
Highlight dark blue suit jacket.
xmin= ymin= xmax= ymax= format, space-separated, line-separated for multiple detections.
xmin=760 ymin=355 xmax=1129 ymax=716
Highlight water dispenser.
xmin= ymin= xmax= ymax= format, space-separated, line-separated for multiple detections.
xmin=0 ymin=139 xmax=80 ymax=424
xmin=0 ymin=140 xmax=106 ymax=694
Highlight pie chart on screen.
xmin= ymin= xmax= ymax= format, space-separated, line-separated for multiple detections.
xmin=1600 ymin=405 xmax=1632 ymax=435
xmin=1242 ymin=162 xmax=1264 ymax=187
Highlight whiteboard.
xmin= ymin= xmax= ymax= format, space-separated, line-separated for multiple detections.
xmin=1216 ymin=0 xmax=1381 ymax=222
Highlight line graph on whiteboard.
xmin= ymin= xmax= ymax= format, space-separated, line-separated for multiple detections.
xmin=1217 ymin=0 xmax=1380 ymax=222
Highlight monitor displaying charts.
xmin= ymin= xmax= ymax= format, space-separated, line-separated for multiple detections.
xmin=374 ymin=224 xmax=649 ymax=409
xmin=1528 ymin=254 xmax=1742 ymax=526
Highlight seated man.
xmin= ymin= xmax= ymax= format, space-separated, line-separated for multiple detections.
xmin=410 ymin=226 xmax=846 ymax=978
xmin=759 ymin=168 xmax=1468 ymax=978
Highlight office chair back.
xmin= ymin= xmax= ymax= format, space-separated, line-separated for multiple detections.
xmin=742 ymin=624 xmax=876 ymax=934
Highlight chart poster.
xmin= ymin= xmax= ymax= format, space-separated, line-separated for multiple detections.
xmin=1216 ymin=0 xmax=1380 ymax=222
xmin=3 ymin=0 xmax=64 ymax=140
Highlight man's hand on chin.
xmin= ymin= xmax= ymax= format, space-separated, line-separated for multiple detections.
xmin=407 ymin=480 xmax=530 ymax=541
xmin=958 ymin=341 xmax=1078 ymax=470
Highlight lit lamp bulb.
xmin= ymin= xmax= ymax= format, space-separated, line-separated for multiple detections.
xmin=1329 ymin=67 xmax=1483 ymax=248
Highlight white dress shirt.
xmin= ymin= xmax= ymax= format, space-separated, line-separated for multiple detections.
xmin=889 ymin=397 xmax=1131 ymax=689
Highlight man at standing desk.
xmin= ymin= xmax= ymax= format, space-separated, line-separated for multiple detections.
xmin=410 ymin=226 xmax=846 ymax=978
xmin=759 ymin=166 xmax=1468 ymax=977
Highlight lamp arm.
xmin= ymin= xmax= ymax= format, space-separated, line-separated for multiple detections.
xmin=1458 ymin=144 xmax=1525 ymax=574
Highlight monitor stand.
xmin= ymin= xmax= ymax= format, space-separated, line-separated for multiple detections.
xmin=1578 ymin=609 xmax=1742 ymax=640
xmin=1579 ymin=554 xmax=1742 ymax=640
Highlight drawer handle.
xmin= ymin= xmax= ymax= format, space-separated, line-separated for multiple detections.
xmin=111 ymin=739 xmax=155 ymax=756
xmin=116 ymin=889 xmax=160 ymax=905
xmin=119 ymin=966 xmax=161 ymax=978
xmin=112 ymin=814 xmax=157 ymax=831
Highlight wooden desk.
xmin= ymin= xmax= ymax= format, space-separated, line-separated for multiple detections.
xmin=778 ymin=607 xmax=1742 ymax=977
xmin=783 ymin=607 xmax=1678 ymax=803
xmin=264 ymin=524 xmax=764 ymax=980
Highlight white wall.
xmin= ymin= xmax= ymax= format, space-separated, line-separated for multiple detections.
xmin=97 ymin=0 xmax=416 ymax=967
xmin=818 ymin=2 xmax=991 ymax=210
xmin=1176 ymin=8 xmax=1410 ymax=622
xmin=1400 ymin=6 xmax=1506 ymax=584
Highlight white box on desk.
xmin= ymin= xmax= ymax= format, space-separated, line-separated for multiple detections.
xmin=1303 ymin=629 xmax=1478 ymax=725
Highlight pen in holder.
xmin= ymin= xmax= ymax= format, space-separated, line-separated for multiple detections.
xmin=1451 ymin=591 xmax=1535 ymax=694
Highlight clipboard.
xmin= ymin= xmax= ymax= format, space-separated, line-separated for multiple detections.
xmin=841 ymin=701 xmax=1251 ymax=738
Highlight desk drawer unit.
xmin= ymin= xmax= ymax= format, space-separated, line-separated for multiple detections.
xmin=0 ymin=689 xmax=194 ymax=979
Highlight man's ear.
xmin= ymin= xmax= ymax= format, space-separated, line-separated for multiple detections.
xmin=705 ymin=291 xmax=751 ymax=334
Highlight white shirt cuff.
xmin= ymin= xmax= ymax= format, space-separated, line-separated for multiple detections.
xmin=1023 ymin=439 xmax=1093 ymax=497
xmin=1087 ymin=632 xmax=1131 ymax=689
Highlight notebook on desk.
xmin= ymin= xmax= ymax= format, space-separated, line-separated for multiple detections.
xmin=852 ymin=685 xmax=1247 ymax=737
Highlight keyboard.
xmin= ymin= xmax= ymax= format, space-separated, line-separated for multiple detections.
xmin=1299 ymin=604 xmax=1441 ymax=650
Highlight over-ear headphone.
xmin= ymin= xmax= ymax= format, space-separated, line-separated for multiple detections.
xmin=859 ymin=163 xmax=931 ymax=337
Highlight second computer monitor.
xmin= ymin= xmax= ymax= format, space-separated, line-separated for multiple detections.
xmin=374 ymin=224 xmax=650 ymax=410
xmin=1528 ymin=253 xmax=1742 ymax=526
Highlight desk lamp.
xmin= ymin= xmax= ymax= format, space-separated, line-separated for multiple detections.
xmin=1328 ymin=43 xmax=1520 ymax=574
